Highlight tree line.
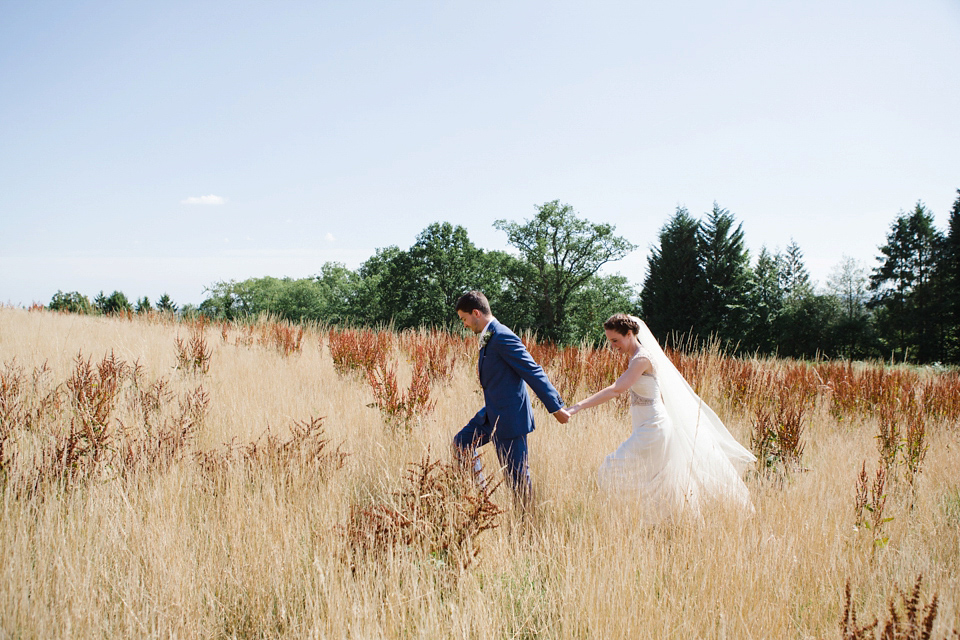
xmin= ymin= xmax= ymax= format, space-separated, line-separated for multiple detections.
xmin=46 ymin=191 xmax=960 ymax=364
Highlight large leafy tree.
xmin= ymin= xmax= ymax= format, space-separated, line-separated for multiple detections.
xmin=869 ymin=202 xmax=945 ymax=363
xmin=392 ymin=223 xmax=490 ymax=328
xmin=313 ymin=262 xmax=363 ymax=325
xmin=199 ymin=275 xmax=331 ymax=322
xmin=494 ymin=201 xmax=636 ymax=343
xmin=566 ymin=273 xmax=639 ymax=345
xmin=356 ymin=223 xmax=497 ymax=329
xmin=698 ymin=203 xmax=753 ymax=347
xmin=640 ymin=206 xmax=704 ymax=344
xmin=48 ymin=290 xmax=92 ymax=314
xmin=352 ymin=246 xmax=405 ymax=326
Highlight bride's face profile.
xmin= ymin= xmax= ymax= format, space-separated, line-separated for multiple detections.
xmin=605 ymin=329 xmax=637 ymax=354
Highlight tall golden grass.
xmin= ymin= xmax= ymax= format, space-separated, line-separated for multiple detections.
xmin=1 ymin=307 xmax=958 ymax=638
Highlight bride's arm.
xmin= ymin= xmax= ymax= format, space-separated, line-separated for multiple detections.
xmin=567 ymin=356 xmax=650 ymax=416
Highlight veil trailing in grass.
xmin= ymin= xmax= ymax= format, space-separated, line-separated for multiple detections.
xmin=630 ymin=315 xmax=756 ymax=515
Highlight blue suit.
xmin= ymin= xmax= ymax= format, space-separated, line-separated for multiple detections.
xmin=453 ymin=319 xmax=564 ymax=499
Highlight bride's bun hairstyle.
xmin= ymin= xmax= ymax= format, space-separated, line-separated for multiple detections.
xmin=603 ymin=313 xmax=640 ymax=336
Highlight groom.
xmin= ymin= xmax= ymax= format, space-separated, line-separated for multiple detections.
xmin=453 ymin=291 xmax=570 ymax=506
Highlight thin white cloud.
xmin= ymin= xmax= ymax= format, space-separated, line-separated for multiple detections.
xmin=324 ymin=232 xmax=335 ymax=243
xmin=180 ymin=194 xmax=225 ymax=205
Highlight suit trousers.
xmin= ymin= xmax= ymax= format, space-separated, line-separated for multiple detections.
xmin=453 ymin=422 xmax=531 ymax=501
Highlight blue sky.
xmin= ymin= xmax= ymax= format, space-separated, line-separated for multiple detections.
xmin=2 ymin=0 xmax=959 ymax=307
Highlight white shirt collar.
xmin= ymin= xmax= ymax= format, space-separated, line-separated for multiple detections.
xmin=479 ymin=317 xmax=495 ymax=346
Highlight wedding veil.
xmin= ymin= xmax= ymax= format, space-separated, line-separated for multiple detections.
xmin=629 ymin=315 xmax=756 ymax=510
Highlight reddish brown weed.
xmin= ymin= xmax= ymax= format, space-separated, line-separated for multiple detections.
xmin=366 ymin=351 xmax=436 ymax=429
xmin=344 ymin=453 xmax=502 ymax=573
xmin=175 ymin=328 xmax=212 ymax=374
xmin=841 ymin=575 xmax=956 ymax=639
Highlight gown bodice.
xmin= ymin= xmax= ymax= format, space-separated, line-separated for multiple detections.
xmin=628 ymin=348 xmax=661 ymax=407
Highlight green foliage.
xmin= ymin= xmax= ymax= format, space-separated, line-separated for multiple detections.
xmin=358 ymin=223 xmax=497 ymax=330
xmin=641 ymin=206 xmax=704 ymax=343
xmin=869 ymin=202 xmax=946 ymax=363
xmin=743 ymin=247 xmax=783 ymax=353
xmin=156 ymin=293 xmax=177 ymax=313
xmin=565 ymin=274 xmax=639 ymax=346
xmin=698 ymin=203 xmax=753 ymax=347
xmin=135 ymin=296 xmax=152 ymax=314
xmin=495 ymin=201 xmax=636 ymax=343
xmin=48 ymin=290 xmax=92 ymax=314
xmin=778 ymin=239 xmax=812 ymax=302
xmin=94 ymin=290 xmax=132 ymax=315
xmin=103 ymin=187 xmax=945 ymax=360
xmin=944 ymin=190 xmax=960 ymax=361
xmin=199 ymin=264 xmax=362 ymax=324
xmin=775 ymin=292 xmax=843 ymax=359
xmin=642 ymin=203 xmax=754 ymax=351
xmin=825 ymin=256 xmax=877 ymax=359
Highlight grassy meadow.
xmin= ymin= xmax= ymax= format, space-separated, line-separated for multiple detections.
xmin=1 ymin=307 xmax=958 ymax=638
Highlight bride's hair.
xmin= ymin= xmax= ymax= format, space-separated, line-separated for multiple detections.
xmin=603 ymin=313 xmax=640 ymax=336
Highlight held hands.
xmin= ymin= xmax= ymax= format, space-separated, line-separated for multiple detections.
xmin=553 ymin=407 xmax=571 ymax=424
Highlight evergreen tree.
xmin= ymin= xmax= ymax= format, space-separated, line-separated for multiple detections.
xmin=156 ymin=294 xmax=177 ymax=313
xmin=640 ymin=207 xmax=704 ymax=344
xmin=698 ymin=203 xmax=753 ymax=348
xmin=944 ymin=189 xmax=960 ymax=362
xmin=135 ymin=296 xmax=152 ymax=314
xmin=776 ymin=293 xmax=843 ymax=359
xmin=744 ymin=247 xmax=783 ymax=353
xmin=869 ymin=202 xmax=945 ymax=363
xmin=94 ymin=290 xmax=132 ymax=315
xmin=778 ymin=239 xmax=812 ymax=302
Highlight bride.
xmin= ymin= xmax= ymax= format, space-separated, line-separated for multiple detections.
xmin=566 ymin=314 xmax=755 ymax=524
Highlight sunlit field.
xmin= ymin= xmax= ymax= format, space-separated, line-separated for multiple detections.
xmin=1 ymin=307 xmax=958 ymax=638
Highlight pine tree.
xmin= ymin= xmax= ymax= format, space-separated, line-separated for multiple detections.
xmin=869 ymin=202 xmax=945 ymax=362
xmin=778 ymin=239 xmax=812 ymax=302
xmin=943 ymin=190 xmax=960 ymax=362
xmin=156 ymin=293 xmax=177 ymax=313
xmin=640 ymin=207 xmax=704 ymax=344
xmin=745 ymin=247 xmax=783 ymax=353
xmin=698 ymin=203 xmax=753 ymax=348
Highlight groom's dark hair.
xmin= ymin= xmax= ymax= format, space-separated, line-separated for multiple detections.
xmin=455 ymin=291 xmax=491 ymax=316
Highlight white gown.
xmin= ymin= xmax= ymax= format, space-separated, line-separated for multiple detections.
xmin=597 ymin=347 xmax=754 ymax=524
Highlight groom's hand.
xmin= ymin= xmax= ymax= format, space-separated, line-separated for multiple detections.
xmin=553 ymin=408 xmax=570 ymax=424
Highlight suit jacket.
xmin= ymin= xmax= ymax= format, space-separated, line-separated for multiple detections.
xmin=466 ymin=319 xmax=564 ymax=440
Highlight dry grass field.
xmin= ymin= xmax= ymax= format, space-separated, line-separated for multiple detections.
xmin=1 ymin=307 xmax=958 ymax=639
